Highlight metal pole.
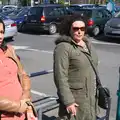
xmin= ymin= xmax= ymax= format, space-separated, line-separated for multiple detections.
xmin=37 ymin=108 xmax=42 ymax=120
xmin=116 ymin=67 xmax=120 ymax=120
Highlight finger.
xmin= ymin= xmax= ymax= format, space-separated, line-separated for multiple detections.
xmin=74 ymin=103 xmax=79 ymax=107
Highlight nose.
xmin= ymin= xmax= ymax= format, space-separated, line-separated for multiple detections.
xmin=78 ymin=29 xmax=81 ymax=34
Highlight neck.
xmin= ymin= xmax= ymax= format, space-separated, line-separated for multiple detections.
xmin=77 ymin=40 xmax=85 ymax=47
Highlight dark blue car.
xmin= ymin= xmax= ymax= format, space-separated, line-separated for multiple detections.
xmin=10 ymin=6 xmax=31 ymax=31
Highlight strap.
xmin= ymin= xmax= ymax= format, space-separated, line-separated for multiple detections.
xmin=82 ymin=52 xmax=102 ymax=87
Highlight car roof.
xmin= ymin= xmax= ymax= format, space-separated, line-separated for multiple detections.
xmin=33 ymin=4 xmax=64 ymax=8
xmin=70 ymin=4 xmax=95 ymax=6
xmin=78 ymin=7 xmax=106 ymax=10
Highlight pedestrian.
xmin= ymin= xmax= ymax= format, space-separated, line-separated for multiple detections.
xmin=0 ymin=18 xmax=37 ymax=120
xmin=53 ymin=14 xmax=98 ymax=120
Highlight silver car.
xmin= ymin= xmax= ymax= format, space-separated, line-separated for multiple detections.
xmin=0 ymin=13 xmax=17 ymax=39
xmin=104 ymin=11 xmax=120 ymax=38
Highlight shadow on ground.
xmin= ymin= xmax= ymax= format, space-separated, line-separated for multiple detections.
xmin=43 ymin=114 xmax=56 ymax=120
xmin=19 ymin=30 xmax=49 ymax=35
xmin=93 ymin=33 xmax=120 ymax=44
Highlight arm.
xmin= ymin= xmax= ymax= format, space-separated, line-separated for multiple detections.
xmin=7 ymin=45 xmax=31 ymax=100
xmin=53 ymin=43 xmax=75 ymax=106
xmin=0 ymin=96 xmax=28 ymax=113
xmin=14 ymin=53 xmax=31 ymax=100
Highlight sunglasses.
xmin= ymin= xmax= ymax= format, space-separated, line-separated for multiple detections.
xmin=72 ymin=27 xmax=85 ymax=31
xmin=0 ymin=30 xmax=4 ymax=34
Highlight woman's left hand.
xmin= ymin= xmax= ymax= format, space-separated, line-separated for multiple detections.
xmin=26 ymin=106 xmax=38 ymax=120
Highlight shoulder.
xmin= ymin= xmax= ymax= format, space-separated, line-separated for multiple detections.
xmin=54 ymin=42 xmax=72 ymax=54
xmin=7 ymin=44 xmax=15 ymax=51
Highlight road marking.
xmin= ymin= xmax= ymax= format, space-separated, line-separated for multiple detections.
xmin=31 ymin=89 xmax=48 ymax=97
xmin=31 ymin=89 xmax=56 ymax=99
xmin=13 ymin=45 xmax=29 ymax=50
xmin=92 ymin=40 xmax=120 ymax=46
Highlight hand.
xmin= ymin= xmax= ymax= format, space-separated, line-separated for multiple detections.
xmin=66 ymin=103 xmax=79 ymax=116
xmin=18 ymin=100 xmax=28 ymax=113
xmin=27 ymin=106 xmax=38 ymax=120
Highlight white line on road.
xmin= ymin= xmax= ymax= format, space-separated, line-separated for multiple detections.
xmin=31 ymin=89 xmax=56 ymax=99
xmin=31 ymin=89 xmax=48 ymax=97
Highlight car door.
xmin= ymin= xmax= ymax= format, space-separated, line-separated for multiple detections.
xmin=103 ymin=9 xmax=112 ymax=23
xmin=94 ymin=10 xmax=105 ymax=30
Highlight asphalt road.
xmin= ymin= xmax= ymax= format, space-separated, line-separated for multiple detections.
xmin=7 ymin=32 xmax=120 ymax=120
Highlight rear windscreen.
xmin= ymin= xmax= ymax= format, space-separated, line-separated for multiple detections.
xmin=28 ymin=7 xmax=43 ymax=15
xmin=75 ymin=10 xmax=92 ymax=18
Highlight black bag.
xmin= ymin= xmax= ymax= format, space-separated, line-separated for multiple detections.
xmin=97 ymin=86 xmax=110 ymax=109
xmin=83 ymin=52 xmax=111 ymax=110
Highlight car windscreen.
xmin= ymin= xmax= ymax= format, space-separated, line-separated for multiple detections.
xmin=74 ymin=9 xmax=92 ymax=18
xmin=114 ymin=11 xmax=120 ymax=18
xmin=0 ymin=13 xmax=7 ymax=20
xmin=16 ymin=8 xmax=29 ymax=17
xmin=28 ymin=7 xmax=43 ymax=15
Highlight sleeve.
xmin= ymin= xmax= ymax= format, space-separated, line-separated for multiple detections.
xmin=10 ymin=46 xmax=31 ymax=100
xmin=0 ymin=96 xmax=20 ymax=112
xmin=53 ymin=43 xmax=75 ymax=106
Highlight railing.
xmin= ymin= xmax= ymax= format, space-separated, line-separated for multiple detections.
xmin=30 ymin=69 xmax=59 ymax=120
xmin=30 ymin=69 xmax=113 ymax=120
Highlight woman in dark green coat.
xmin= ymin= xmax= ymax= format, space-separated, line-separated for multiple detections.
xmin=53 ymin=15 xmax=98 ymax=120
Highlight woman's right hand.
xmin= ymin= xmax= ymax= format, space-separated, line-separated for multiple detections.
xmin=66 ymin=103 xmax=79 ymax=116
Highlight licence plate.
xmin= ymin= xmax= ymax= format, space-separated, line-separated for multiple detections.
xmin=112 ymin=31 xmax=120 ymax=34
xmin=30 ymin=20 xmax=36 ymax=22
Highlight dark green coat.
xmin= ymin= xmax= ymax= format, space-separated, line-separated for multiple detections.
xmin=53 ymin=35 xmax=98 ymax=120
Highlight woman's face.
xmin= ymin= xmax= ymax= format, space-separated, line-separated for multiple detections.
xmin=70 ymin=21 xmax=85 ymax=43
xmin=0 ymin=23 xmax=4 ymax=45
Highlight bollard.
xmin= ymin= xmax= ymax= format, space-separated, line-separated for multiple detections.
xmin=116 ymin=67 xmax=120 ymax=120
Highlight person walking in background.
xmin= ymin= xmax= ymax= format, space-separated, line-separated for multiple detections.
xmin=53 ymin=15 xmax=98 ymax=120
xmin=0 ymin=19 xmax=37 ymax=120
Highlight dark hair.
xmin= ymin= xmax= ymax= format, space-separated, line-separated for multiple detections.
xmin=58 ymin=14 xmax=87 ymax=36
xmin=0 ymin=18 xmax=7 ymax=51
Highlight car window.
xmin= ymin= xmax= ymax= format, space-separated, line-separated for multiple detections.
xmin=103 ymin=9 xmax=112 ymax=18
xmin=76 ymin=10 xmax=92 ymax=18
xmin=95 ymin=10 xmax=103 ymax=18
xmin=28 ymin=7 xmax=43 ymax=15
xmin=45 ymin=7 xmax=61 ymax=16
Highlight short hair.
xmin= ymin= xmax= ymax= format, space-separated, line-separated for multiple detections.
xmin=58 ymin=14 xmax=87 ymax=36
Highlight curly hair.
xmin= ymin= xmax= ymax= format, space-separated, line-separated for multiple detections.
xmin=58 ymin=14 xmax=87 ymax=36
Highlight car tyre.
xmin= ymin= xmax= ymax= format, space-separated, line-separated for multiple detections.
xmin=92 ymin=26 xmax=100 ymax=36
xmin=49 ymin=24 xmax=57 ymax=35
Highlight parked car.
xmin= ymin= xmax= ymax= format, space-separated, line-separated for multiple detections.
xmin=104 ymin=11 xmax=120 ymax=38
xmin=24 ymin=4 xmax=73 ymax=34
xmin=67 ymin=4 xmax=105 ymax=11
xmin=69 ymin=7 xmax=112 ymax=36
xmin=9 ymin=6 xmax=31 ymax=31
xmin=0 ymin=13 xmax=17 ymax=39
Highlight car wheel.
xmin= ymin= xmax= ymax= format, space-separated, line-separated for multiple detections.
xmin=49 ymin=24 xmax=57 ymax=35
xmin=92 ymin=26 xmax=100 ymax=36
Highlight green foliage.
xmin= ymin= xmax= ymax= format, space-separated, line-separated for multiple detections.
xmin=58 ymin=0 xmax=65 ymax=5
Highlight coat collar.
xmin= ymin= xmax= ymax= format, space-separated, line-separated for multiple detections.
xmin=55 ymin=35 xmax=91 ymax=55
